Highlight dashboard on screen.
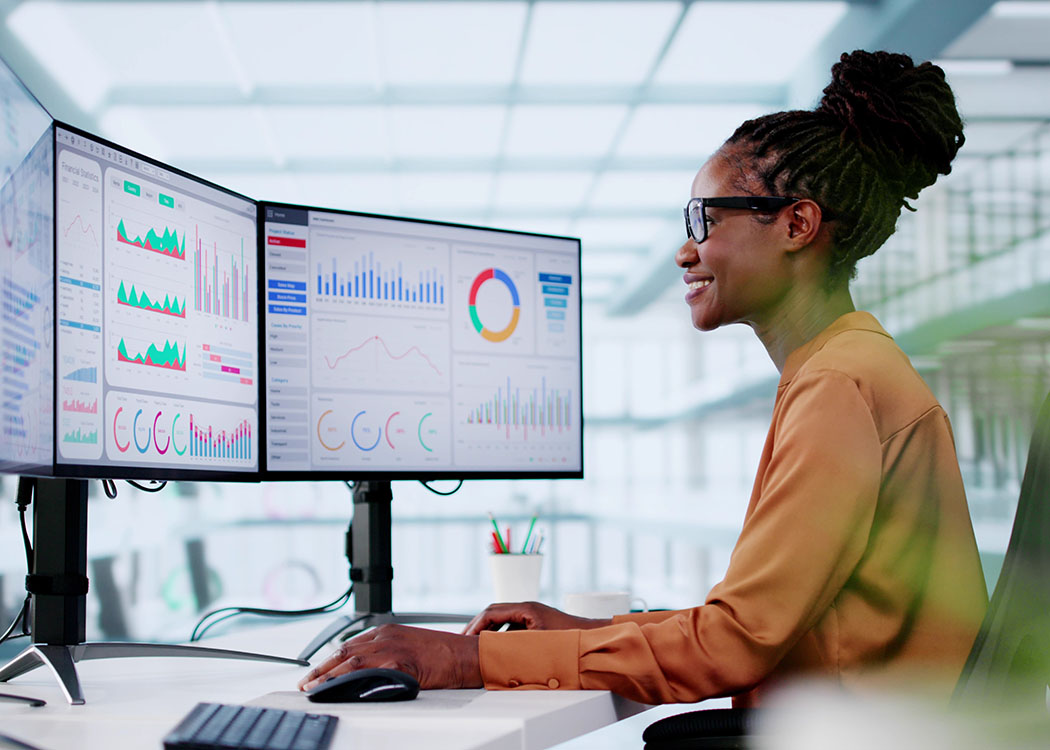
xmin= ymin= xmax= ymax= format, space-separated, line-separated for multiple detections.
xmin=54 ymin=126 xmax=259 ymax=478
xmin=262 ymin=204 xmax=582 ymax=478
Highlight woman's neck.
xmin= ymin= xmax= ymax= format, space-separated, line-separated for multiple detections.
xmin=752 ymin=282 xmax=856 ymax=373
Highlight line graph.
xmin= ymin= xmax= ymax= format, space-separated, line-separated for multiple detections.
xmin=62 ymin=214 xmax=100 ymax=249
xmin=311 ymin=316 xmax=449 ymax=393
xmin=323 ymin=335 xmax=443 ymax=376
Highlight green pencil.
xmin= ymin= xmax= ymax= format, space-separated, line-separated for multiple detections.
xmin=520 ymin=515 xmax=538 ymax=554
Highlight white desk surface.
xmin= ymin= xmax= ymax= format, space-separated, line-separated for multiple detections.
xmin=0 ymin=618 xmax=650 ymax=750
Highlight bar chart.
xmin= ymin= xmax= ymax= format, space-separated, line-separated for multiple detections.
xmin=315 ymin=253 xmax=445 ymax=306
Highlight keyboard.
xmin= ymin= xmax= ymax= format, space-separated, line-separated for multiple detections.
xmin=163 ymin=702 xmax=337 ymax=750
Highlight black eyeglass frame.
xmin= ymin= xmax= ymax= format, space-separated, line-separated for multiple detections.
xmin=683 ymin=196 xmax=801 ymax=244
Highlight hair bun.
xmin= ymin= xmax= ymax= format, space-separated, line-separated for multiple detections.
xmin=818 ymin=50 xmax=964 ymax=200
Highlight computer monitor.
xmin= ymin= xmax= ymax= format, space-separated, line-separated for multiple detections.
xmin=261 ymin=203 xmax=583 ymax=480
xmin=54 ymin=125 xmax=260 ymax=480
xmin=0 ymin=55 xmax=54 ymax=476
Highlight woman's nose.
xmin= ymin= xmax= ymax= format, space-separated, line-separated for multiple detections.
xmin=675 ymin=239 xmax=698 ymax=269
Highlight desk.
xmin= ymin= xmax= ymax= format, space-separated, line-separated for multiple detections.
xmin=0 ymin=619 xmax=649 ymax=750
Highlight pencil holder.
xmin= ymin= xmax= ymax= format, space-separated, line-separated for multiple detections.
xmin=488 ymin=553 xmax=543 ymax=602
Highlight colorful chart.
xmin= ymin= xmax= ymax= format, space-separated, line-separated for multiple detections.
xmin=117 ymin=280 xmax=186 ymax=318
xmin=116 ymin=338 xmax=187 ymax=371
xmin=466 ymin=375 xmax=572 ymax=440
xmin=468 ymin=268 xmax=520 ymax=342
xmin=194 ymin=231 xmax=249 ymax=322
xmin=116 ymin=218 xmax=185 ymax=260
xmin=63 ymin=366 xmax=98 ymax=383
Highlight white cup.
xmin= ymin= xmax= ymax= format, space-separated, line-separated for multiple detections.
xmin=562 ymin=591 xmax=648 ymax=620
xmin=489 ymin=554 xmax=543 ymax=602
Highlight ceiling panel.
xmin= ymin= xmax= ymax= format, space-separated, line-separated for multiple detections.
xmin=504 ymin=105 xmax=629 ymax=158
xmin=571 ymin=217 xmax=675 ymax=249
xmin=492 ymin=171 xmax=594 ymax=211
xmin=520 ymin=1 xmax=682 ymax=85
xmin=395 ymin=172 xmax=496 ymax=212
xmin=959 ymin=121 xmax=1046 ymax=156
xmin=221 ymin=2 xmax=380 ymax=88
xmin=285 ymin=172 xmax=400 ymax=214
xmin=944 ymin=2 xmax=1050 ymax=60
xmin=102 ymin=106 xmax=276 ymax=162
xmin=616 ymin=104 xmax=769 ymax=159
xmin=377 ymin=2 xmax=527 ymax=85
xmin=264 ymin=106 xmax=389 ymax=160
xmin=950 ymin=69 xmax=1050 ymax=118
xmin=654 ymin=1 xmax=848 ymax=85
xmin=387 ymin=106 xmax=506 ymax=158
xmin=588 ymin=170 xmax=696 ymax=210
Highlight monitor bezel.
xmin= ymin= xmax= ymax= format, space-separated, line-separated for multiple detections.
xmin=51 ymin=121 xmax=262 ymax=482
xmin=258 ymin=200 xmax=584 ymax=482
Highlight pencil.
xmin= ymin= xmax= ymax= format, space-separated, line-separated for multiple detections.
xmin=521 ymin=515 xmax=538 ymax=553
xmin=488 ymin=513 xmax=508 ymax=553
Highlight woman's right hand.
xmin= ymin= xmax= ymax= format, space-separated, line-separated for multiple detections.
xmin=462 ymin=601 xmax=612 ymax=635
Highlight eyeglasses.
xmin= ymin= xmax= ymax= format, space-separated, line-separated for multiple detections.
xmin=683 ymin=196 xmax=800 ymax=244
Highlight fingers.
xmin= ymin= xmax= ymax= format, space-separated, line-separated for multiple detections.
xmin=297 ymin=628 xmax=385 ymax=691
xmin=463 ymin=604 xmax=523 ymax=635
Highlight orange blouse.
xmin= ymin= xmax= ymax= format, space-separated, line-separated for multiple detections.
xmin=479 ymin=312 xmax=987 ymax=705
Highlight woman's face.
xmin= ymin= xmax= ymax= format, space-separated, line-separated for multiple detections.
xmin=675 ymin=153 xmax=794 ymax=332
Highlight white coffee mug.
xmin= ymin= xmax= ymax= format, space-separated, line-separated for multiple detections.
xmin=563 ymin=591 xmax=648 ymax=619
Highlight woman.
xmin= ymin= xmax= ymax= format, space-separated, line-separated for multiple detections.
xmin=298 ymin=50 xmax=987 ymax=706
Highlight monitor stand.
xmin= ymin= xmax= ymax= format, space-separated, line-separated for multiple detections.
xmin=0 ymin=478 xmax=308 ymax=705
xmin=297 ymin=481 xmax=472 ymax=662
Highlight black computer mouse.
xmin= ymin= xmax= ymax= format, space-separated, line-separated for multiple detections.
xmin=305 ymin=668 xmax=420 ymax=703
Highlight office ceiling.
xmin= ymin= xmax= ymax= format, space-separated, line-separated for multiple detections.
xmin=2 ymin=0 xmax=1049 ymax=310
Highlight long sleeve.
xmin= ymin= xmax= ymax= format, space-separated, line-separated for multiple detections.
xmin=480 ymin=370 xmax=883 ymax=703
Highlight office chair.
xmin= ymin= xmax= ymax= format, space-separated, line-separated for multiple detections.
xmin=643 ymin=390 xmax=1050 ymax=749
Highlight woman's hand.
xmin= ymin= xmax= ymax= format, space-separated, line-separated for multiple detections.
xmin=463 ymin=601 xmax=612 ymax=635
xmin=297 ymin=624 xmax=482 ymax=692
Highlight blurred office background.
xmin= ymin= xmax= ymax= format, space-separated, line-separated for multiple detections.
xmin=2 ymin=0 xmax=1050 ymax=648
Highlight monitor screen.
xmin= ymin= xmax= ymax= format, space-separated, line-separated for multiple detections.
xmin=262 ymin=204 xmax=582 ymax=479
xmin=0 ymin=54 xmax=54 ymax=475
xmin=54 ymin=125 xmax=259 ymax=479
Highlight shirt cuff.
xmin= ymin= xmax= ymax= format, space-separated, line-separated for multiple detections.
xmin=612 ymin=608 xmax=689 ymax=627
xmin=479 ymin=629 xmax=582 ymax=690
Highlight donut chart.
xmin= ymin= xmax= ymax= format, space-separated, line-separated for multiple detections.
xmin=468 ymin=268 xmax=520 ymax=342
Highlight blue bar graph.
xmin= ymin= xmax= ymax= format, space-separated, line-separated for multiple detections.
xmin=316 ymin=254 xmax=446 ymax=306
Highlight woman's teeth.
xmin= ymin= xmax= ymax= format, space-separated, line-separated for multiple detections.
xmin=689 ymin=279 xmax=712 ymax=290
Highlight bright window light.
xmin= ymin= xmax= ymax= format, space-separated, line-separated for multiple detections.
xmin=504 ymin=106 xmax=629 ymax=158
xmin=589 ymin=170 xmax=697 ymax=210
xmin=583 ymin=253 xmax=643 ymax=279
xmin=290 ymin=173 xmax=400 ymax=214
xmin=388 ymin=106 xmax=506 ymax=159
xmin=221 ymin=2 xmax=381 ymax=88
xmin=571 ymin=217 xmax=673 ymax=248
xmin=29 ymin=2 xmax=241 ymax=89
xmin=102 ymin=106 xmax=274 ymax=161
xmin=581 ymin=278 xmax=617 ymax=300
xmin=97 ymin=108 xmax=169 ymax=163
xmin=205 ymin=173 xmax=305 ymax=205
xmin=7 ymin=1 xmax=111 ymax=111
xmin=485 ymin=217 xmax=574 ymax=236
xmin=378 ymin=2 xmax=527 ymax=85
xmin=936 ymin=59 xmax=1014 ymax=76
xmin=992 ymin=1 xmax=1050 ymax=17
xmin=396 ymin=172 xmax=496 ymax=212
xmin=493 ymin=172 xmax=595 ymax=210
xmin=654 ymin=2 xmax=848 ymax=84
xmin=520 ymin=2 xmax=682 ymax=85
xmin=264 ymin=107 xmax=389 ymax=161
xmin=617 ymin=104 xmax=769 ymax=158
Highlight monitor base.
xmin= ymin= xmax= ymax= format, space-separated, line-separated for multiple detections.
xmin=297 ymin=611 xmax=473 ymax=662
xmin=0 ymin=641 xmax=306 ymax=705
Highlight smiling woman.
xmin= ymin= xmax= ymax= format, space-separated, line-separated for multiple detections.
xmin=297 ymin=50 xmax=989 ymax=708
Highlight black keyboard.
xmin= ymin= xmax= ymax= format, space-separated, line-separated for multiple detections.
xmin=163 ymin=702 xmax=337 ymax=750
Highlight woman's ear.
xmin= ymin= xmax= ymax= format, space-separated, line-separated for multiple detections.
xmin=784 ymin=199 xmax=823 ymax=250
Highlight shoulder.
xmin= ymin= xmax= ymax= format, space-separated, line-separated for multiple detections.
xmin=787 ymin=328 xmax=940 ymax=442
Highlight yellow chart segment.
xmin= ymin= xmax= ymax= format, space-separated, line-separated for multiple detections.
xmin=316 ymin=409 xmax=345 ymax=451
xmin=480 ymin=307 xmax=520 ymax=342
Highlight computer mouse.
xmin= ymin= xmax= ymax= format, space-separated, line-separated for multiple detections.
xmin=305 ymin=668 xmax=420 ymax=703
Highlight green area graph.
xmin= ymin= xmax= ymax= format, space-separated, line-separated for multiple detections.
xmin=116 ymin=338 xmax=187 ymax=371
xmin=63 ymin=428 xmax=98 ymax=444
xmin=116 ymin=218 xmax=185 ymax=260
xmin=117 ymin=280 xmax=186 ymax=317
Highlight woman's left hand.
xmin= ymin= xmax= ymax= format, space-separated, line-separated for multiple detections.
xmin=297 ymin=624 xmax=483 ymax=692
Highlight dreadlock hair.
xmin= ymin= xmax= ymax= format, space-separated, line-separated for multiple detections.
xmin=724 ymin=50 xmax=964 ymax=283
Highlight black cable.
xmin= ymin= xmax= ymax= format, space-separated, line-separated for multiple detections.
xmin=190 ymin=584 xmax=354 ymax=642
xmin=1 ymin=479 xmax=35 ymax=646
xmin=419 ymin=479 xmax=464 ymax=496
xmin=102 ymin=479 xmax=117 ymax=498
xmin=126 ymin=479 xmax=166 ymax=493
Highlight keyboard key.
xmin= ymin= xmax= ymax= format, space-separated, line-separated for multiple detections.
xmin=164 ymin=702 xmax=336 ymax=750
